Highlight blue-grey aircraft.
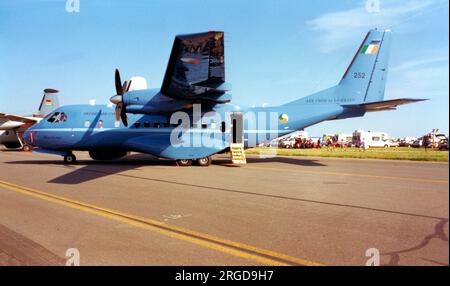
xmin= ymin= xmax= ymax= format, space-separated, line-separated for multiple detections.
xmin=24 ymin=29 xmax=425 ymax=166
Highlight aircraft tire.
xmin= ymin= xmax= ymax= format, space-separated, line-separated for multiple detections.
xmin=64 ymin=153 xmax=77 ymax=164
xmin=176 ymin=159 xmax=192 ymax=167
xmin=22 ymin=145 xmax=33 ymax=152
xmin=196 ymin=156 xmax=212 ymax=167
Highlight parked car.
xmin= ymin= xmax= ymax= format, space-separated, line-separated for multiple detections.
xmin=386 ymin=140 xmax=399 ymax=148
xmin=279 ymin=138 xmax=296 ymax=148
xmin=438 ymin=139 xmax=449 ymax=151
xmin=411 ymin=139 xmax=423 ymax=148
xmin=294 ymin=138 xmax=315 ymax=149
xmin=411 ymin=137 xmax=436 ymax=148
xmin=399 ymin=139 xmax=415 ymax=147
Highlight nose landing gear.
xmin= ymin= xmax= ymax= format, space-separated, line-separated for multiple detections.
xmin=63 ymin=152 xmax=77 ymax=164
xmin=22 ymin=145 xmax=33 ymax=152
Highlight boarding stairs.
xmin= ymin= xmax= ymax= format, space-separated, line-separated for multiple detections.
xmin=230 ymin=143 xmax=247 ymax=164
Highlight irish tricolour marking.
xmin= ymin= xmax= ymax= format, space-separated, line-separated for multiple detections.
xmin=361 ymin=40 xmax=380 ymax=55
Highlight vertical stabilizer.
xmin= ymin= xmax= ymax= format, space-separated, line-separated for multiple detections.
xmin=339 ymin=29 xmax=391 ymax=103
xmin=38 ymin=88 xmax=60 ymax=116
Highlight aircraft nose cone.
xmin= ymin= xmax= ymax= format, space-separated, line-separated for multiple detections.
xmin=24 ymin=130 xmax=32 ymax=145
xmin=110 ymin=95 xmax=122 ymax=104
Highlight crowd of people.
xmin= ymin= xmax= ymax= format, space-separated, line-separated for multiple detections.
xmin=278 ymin=135 xmax=370 ymax=151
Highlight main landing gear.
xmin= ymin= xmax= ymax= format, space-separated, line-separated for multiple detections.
xmin=176 ymin=156 xmax=212 ymax=167
xmin=63 ymin=152 xmax=77 ymax=164
xmin=196 ymin=156 xmax=212 ymax=167
xmin=176 ymin=159 xmax=192 ymax=167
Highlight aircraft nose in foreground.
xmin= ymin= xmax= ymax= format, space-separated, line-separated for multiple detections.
xmin=23 ymin=129 xmax=33 ymax=146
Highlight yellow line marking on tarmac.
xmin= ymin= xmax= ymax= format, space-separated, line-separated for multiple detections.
xmin=0 ymin=179 xmax=323 ymax=266
xmin=244 ymin=166 xmax=449 ymax=184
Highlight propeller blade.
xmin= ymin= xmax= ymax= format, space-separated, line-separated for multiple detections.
xmin=122 ymin=80 xmax=129 ymax=94
xmin=115 ymin=69 xmax=123 ymax=96
xmin=120 ymin=105 xmax=128 ymax=127
xmin=126 ymin=79 xmax=132 ymax=92
xmin=114 ymin=69 xmax=128 ymax=127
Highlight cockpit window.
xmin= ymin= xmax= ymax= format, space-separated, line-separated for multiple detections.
xmin=47 ymin=112 xmax=68 ymax=123
xmin=47 ymin=112 xmax=58 ymax=123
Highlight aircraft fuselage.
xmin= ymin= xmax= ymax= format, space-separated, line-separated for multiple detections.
xmin=24 ymin=96 xmax=346 ymax=160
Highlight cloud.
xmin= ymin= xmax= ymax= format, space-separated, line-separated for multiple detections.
xmin=307 ymin=0 xmax=443 ymax=53
xmin=389 ymin=64 xmax=449 ymax=101
xmin=391 ymin=56 xmax=449 ymax=72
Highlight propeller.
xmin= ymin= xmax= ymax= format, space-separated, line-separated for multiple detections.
xmin=110 ymin=69 xmax=131 ymax=127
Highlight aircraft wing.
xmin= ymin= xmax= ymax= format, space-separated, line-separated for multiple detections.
xmin=343 ymin=98 xmax=428 ymax=112
xmin=160 ymin=31 xmax=231 ymax=103
xmin=0 ymin=113 xmax=39 ymax=124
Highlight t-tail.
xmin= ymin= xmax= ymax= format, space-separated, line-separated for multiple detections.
xmin=339 ymin=29 xmax=391 ymax=103
xmin=38 ymin=88 xmax=60 ymax=117
xmin=338 ymin=29 xmax=426 ymax=112
xmin=287 ymin=29 xmax=426 ymax=113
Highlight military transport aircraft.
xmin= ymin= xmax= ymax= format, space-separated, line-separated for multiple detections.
xmin=24 ymin=29 xmax=425 ymax=166
xmin=0 ymin=89 xmax=59 ymax=151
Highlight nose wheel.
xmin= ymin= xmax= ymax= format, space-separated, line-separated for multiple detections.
xmin=64 ymin=153 xmax=77 ymax=164
xmin=22 ymin=145 xmax=33 ymax=152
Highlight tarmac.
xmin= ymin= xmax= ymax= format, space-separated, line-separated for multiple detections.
xmin=0 ymin=149 xmax=448 ymax=266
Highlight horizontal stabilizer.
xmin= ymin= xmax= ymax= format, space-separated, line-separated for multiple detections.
xmin=201 ymin=93 xmax=232 ymax=104
xmin=343 ymin=98 xmax=427 ymax=112
xmin=0 ymin=113 xmax=38 ymax=124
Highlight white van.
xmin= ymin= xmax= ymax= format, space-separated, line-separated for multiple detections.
xmin=352 ymin=130 xmax=393 ymax=148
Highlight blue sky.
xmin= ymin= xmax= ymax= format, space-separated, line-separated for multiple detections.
xmin=0 ymin=0 xmax=448 ymax=137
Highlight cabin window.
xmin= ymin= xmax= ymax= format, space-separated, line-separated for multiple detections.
xmin=221 ymin=122 xmax=226 ymax=133
xmin=154 ymin=121 xmax=160 ymax=128
xmin=163 ymin=122 xmax=170 ymax=128
xmin=144 ymin=121 xmax=150 ymax=128
xmin=201 ymin=123 xmax=207 ymax=129
xmin=134 ymin=122 xmax=141 ymax=128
